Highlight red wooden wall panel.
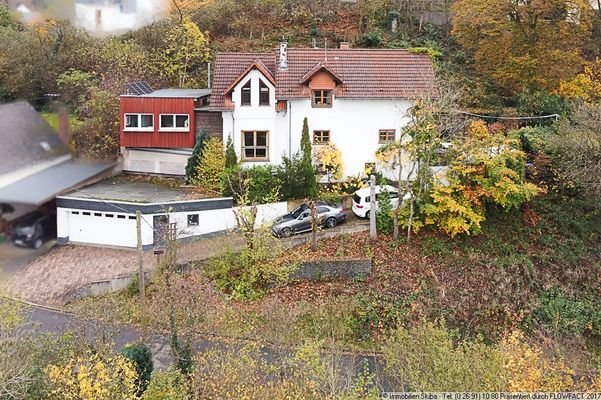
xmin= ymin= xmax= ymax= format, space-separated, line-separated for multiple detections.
xmin=120 ymin=96 xmax=197 ymax=148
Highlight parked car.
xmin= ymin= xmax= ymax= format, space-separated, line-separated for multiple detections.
xmin=352 ymin=185 xmax=401 ymax=219
xmin=272 ymin=204 xmax=347 ymax=238
xmin=274 ymin=201 xmax=331 ymax=224
xmin=11 ymin=212 xmax=56 ymax=249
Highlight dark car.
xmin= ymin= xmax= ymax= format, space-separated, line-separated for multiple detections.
xmin=274 ymin=201 xmax=331 ymax=223
xmin=11 ymin=212 xmax=57 ymax=249
xmin=272 ymin=205 xmax=347 ymax=238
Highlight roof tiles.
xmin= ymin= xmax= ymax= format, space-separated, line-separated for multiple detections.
xmin=209 ymin=48 xmax=435 ymax=111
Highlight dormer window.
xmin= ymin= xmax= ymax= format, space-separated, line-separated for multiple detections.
xmin=312 ymin=90 xmax=332 ymax=108
xmin=241 ymin=80 xmax=251 ymax=106
xmin=259 ymin=79 xmax=270 ymax=106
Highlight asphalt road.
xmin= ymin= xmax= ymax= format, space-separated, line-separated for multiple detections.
xmin=12 ymin=300 xmax=387 ymax=387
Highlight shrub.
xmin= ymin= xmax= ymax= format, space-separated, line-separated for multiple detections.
xmin=205 ymin=229 xmax=292 ymax=300
xmin=344 ymin=294 xmax=409 ymax=341
xmin=376 ymin=189 xmax=394 ymax=234
xmin=193 ymin=137 xmax=225 ymax=192
xmin=126 ymin=274 xmax=140 ymax=297
xmin=224 ymin=134 xmax=237 ymax=169
xmin=222 ymin=165 xmax=281 ymax=203
xmin=143 ymin=369 xmax=189 ymax=400
xmin=526 ymin=289 xmax=601 ymax=336
xmin=185 ymin=130 xmax=206 ymax=183
xmin=121 ymin=342 xmax=153 ymax=393
xmin=516 ymin=88 xmax=568 ymax=126
xmin=277 ymin=153 xmax=318 ymax=200
xmin=361 ymin=31 xmax=383 ymax=47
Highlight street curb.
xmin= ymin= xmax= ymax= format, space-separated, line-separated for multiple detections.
xmin=0 ymin=294 xmax=74 ymax=315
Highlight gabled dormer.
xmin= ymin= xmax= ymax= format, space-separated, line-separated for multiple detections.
xmin=299 ymin=63 xmax=344 ymax=108
xmin=222 ymin=59 xmax=276 ymax=109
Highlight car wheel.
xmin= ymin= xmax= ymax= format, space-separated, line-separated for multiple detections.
xmin=33 ymin=238 xmax=43 ymax=249
xmin=281 ymin=227 xmax=292 ymax=238
xmin=365 ymin=211 xmax=371 ymax=219
xmin=325 ymin=217 xmax=337 ymax=229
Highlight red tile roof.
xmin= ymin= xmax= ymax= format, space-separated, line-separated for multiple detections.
xmin=209 ymin=48 xmax=435 ymax=111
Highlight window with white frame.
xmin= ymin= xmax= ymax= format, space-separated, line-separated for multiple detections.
xmin=159 ymin=114 xmax=190 ymax=131
xmin=124 ymin=113 xmax=154 ymax=131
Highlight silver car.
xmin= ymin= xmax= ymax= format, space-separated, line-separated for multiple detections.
xmin=272 ymin=204 xmax=347 ymax=238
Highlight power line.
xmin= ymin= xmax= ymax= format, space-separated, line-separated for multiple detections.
xmin=456 ymin=110 xmax=560 ymax=121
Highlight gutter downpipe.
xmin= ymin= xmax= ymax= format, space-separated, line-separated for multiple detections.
xmin=288 ymin=100 xmax=292 ymax=158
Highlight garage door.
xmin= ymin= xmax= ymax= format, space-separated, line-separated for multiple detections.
xmin=69 ymin=211 xmax=138 ymax=248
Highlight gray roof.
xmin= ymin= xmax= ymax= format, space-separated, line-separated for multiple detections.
xmin=0 ymin=101 xmax=70 ymax=175
xmin=139 ymin=89 xmax=212 ymax=99
xmin=0 ymin=159 xmax=116 ymax=205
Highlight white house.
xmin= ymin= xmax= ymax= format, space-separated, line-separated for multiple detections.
xmin=74 ymin=0 xmax=168 ymax=34
xmin=209 ymin=42 xmax=436 ymax=179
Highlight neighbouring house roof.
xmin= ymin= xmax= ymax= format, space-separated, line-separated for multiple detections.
xmin=0 ymin=159 xmax=116 ymax=206
xmin=0 ymin=101 xmax=70 ymax=176
xmin=209 ymin=48 xmax=436 ymax=111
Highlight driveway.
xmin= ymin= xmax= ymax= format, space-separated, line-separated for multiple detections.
xmin=0 ymin=239 xmax=54 ymax=281
xmin=6 ymin=217 xmax=367 ymax=307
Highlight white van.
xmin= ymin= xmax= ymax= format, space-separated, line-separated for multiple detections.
xmin=351 ymin=185 xmax=400 ymax=218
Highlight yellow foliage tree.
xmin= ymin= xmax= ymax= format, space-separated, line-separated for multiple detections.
xmin=558 ymin=58 xmax=601 ymax=102
xmin=45 ymin=351 xmax=139 ymax=400
xmin=313 ymin=143 xmax=343 ymax=182
xmin=452 ymin=0 xmax=593 ymax=95
xmin=501 ymin=331 xmax=575 ymax=391
xmin=161 ymin=16 xmax=210 ymax=88
xmin=193 ymin=137 xmax=225 ymax=193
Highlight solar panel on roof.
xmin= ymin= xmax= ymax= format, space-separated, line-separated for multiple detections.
xmin=125 ymin=81 xmax=153 ymax=96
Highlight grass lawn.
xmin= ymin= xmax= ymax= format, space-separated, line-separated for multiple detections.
xmin=67 ymin=196 xmax=601 ymax=368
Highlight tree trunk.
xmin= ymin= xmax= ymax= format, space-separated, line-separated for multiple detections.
xmin=310 ymin=201 xmax=318 ymax=251
xmin=407 ymin=196 xmax=414 ymax=243
xmin=393 ymin=148 xmax=403 ymax=241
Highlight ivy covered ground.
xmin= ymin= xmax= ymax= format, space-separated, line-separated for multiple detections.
xmin=68 ymin=196 xmax=601 ymax=370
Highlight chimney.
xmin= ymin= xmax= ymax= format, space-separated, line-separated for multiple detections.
xmin=57 ymin=105 xmax=72 ymax=148
xmin=340 ymin=42 xmax=350 ymax=50
xmin=279 ymin=40 xmax=288 ymax=70
xmin=95 ymin=9 xmax=102 ymax=29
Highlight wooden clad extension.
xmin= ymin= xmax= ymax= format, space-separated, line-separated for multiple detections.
xmin=120 ymin=96 xmax=196 ymax=148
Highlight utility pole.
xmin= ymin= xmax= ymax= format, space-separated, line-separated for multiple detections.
xmin=136 ymin=210 xmax=146 ymax=340
xmin=369 ymin=175 xmax=377 ymax=239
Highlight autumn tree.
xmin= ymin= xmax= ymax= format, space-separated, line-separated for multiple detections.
xmin=452 ymin=0 xmax=593 ymax=96
xmin=160 ymin=16 xmax=210 ymax=88
xmin=193 ymin=137 xmax=225 ymax=192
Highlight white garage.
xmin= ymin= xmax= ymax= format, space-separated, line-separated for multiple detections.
xmin=67 ymin=210 xmax=139 ymax=248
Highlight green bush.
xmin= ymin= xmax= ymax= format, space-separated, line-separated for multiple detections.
xmin=277 ymin=153 xmax=318 ymax=200
xmin=516 ymin=88 xmax=568 ymax=126
xmin=376 ymin=189 xmax=394 ymax=234
xmin=126 ymin=274 xmax=140 ymax=297
xmin=121 ymin=342 xmax=154 ymax=393
xmin=344 ymin=294 xmax=409 ymax=341
xmin=221 ymin=165 xmax=281 ymax=203
xmin=143 ymin=369 xmax=189 ymax=400
xmin=205 ymin=230 xmax=291 ymax=300
xmin=526 ymin=289 xmax=601 ymax=336
xmin=361 ymin=31 xmax=383 ymax=47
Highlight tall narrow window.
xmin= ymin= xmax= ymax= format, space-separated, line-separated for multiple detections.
xmin=241 ymin=80 xmax=251 ymax=106
xmin=242 ymin=131 xmax=269 ymax=161
xmin=312 ymin=90 xmax=332 ymax=108
xmin=313 ymin=130 xmax=330 ymax=144
xmin=259 ymin=79 xmax=270 ymax=106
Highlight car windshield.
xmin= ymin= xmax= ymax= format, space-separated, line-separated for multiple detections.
xmin=353 ymin=194 xmax=362 ymax=204
xmin=291 ymin=207 xmax=305 ymax=219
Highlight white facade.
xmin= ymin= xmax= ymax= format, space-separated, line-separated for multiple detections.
xmin=222 ymin=69 xmax=415 ymax=179
xmin=121 ymin=148 xmax=191 ymax=176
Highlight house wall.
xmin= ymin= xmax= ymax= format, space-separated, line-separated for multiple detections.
xmin=223 ymin=91 xmax=414 ymax=178
xmin=121 ymin=148 xmax=191 ymax=176
xmin=120 ymin=96 xmax=196 ymax=149
xmin=57 ymin=198 xmax=288 ymax=249
xmin=195 ymin=110 xmax=223 ymax=139
xmin=222 ymin=69 xmax=279 ymax=164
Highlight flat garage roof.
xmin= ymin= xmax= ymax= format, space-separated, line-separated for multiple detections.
xmin=0 ymin=159 xmax=116 ymax=206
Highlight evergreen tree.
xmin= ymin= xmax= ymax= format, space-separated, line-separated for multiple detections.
xmin=301 ymin=117 xmax=311 ymax=164
xmin=224 ymin=134 xmax=238 ymax=168
xmin=185 ymin=129 xmax=206 ymax=183
xmin=299 ymin=117 xmax=319 ymax=198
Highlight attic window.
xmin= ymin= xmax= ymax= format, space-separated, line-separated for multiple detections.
xmin=259 ymin=79 xmax=270 ymax=106
xmin=312 ymin=90 xmax=332 ymax=108
xmin=241 ymin=80 xmax=251 ymax=106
